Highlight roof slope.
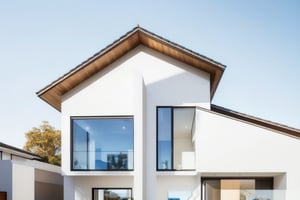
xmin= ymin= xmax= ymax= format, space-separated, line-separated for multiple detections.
xmin=0 ymin=142 xmax=41 ymax=160
xmin=37 ymin=26 xmax=226 ymax=111
xmin=211 ymin=104 xmax=300 ymax=138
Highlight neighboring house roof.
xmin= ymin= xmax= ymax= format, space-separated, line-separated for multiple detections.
xmin=211 ymin=104 xmax=300 ymax=138
xmin=37 ymin=26 xmax=226 ymax=111
xmin=0 ymin=142 xmax=41 ymax=160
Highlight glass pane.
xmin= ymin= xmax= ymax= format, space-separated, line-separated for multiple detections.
xmin=93 ymin=189 xmax=132 ymax=200
xmin=72 ymin=118 xmax=134 ymax=170
xmin=157 ymin=108 xmax=172 ymax=170
xmin=173 ymin=108 xmax=195 ymax=170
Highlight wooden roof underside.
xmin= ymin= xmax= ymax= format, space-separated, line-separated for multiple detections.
xmin=37 ymin=27 xmax=226 ymax=111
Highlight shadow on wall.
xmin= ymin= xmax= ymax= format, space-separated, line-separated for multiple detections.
xmin=146 ymin=69 xmax=210 ymax=106
xmin=35 ymin=182 xmax=63 ymax=200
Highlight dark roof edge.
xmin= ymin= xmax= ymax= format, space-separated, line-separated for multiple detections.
xmin=210 ymin=104 xmax=300 ymax=138
xmin=36 ymin=25 xmax=226 ymax=97
xmin=36 ymin=26 xmax=140 ymax=97
xmin=137 ymin=27 xmax=226 ymax=70
xmin=0 ymin=142 xmax=41 ymax=159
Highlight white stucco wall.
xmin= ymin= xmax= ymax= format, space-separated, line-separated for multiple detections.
xmin=12 ymin=163 xmax=34 ymax=200
xmin=64 ymin=176 xmax=133 ymax=200
xmin=61 ymin=45 xmax=211 ymax=200
xmin=59 ymin=43 xmax=300 ymax=200
xmin=0 ymin=156 xmax=62 ymax=200
xmin=2 ymin=152 xmax=11 ymax=160
xmin=196 ymin=108 xmax=300 ymax=199
xmin=157 ymin=176 xmax=200 ymax=200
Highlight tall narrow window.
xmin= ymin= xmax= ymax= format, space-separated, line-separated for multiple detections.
xmin=157 ymin=107 xmax=195 ymax=171
xmin=157 ymin=108 xmax=173 ymax=170
xmin=72 ymin=117 xmax=134 ymax=171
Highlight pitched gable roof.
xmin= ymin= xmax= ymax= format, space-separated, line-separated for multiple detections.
xmin=37 ymin=26 xmax=226 ymax=111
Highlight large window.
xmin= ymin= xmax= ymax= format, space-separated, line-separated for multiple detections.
xmin=72 ymin=117 xmax=134 ymax=171
xmin=157 ymin=107 xmax=195 ymax=171
xmin=202 ymin=178 xmax=274 ymax=200
xmin=93 ymin=188 xmax=132 ymax=200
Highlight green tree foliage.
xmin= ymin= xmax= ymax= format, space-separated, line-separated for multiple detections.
xmin=24 ymin=121 xmax=61 ymax=166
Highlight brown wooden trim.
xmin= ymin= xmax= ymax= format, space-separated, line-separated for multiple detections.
xmin=37 ymin=26 xmax=225 ymax=111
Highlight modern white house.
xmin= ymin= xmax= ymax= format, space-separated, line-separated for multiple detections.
xmin=37 ymin=26 xmax=300 ymax=200
xmin=0 ymin=142 xmax=63 ymax=200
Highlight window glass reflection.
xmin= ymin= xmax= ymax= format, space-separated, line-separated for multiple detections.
xmin=93 ymin=188 xmax=132 ymax=200
xmin=72 ymin=117 xmax=133 ymax=170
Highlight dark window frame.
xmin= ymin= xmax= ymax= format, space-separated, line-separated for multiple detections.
xmin=156 ymin=106 xmax=196 ymax=171
xmin=92 ymin=188 xmax=133 ymax=200
xmin=70 ymin=116 xmax=134 ymax=171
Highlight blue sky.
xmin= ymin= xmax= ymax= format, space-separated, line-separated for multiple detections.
xmin=0 ymin=1 xmax=299 ymax=148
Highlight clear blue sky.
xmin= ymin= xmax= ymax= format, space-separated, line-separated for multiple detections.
xmin=0 ymin=1 xmax=299 ymax=148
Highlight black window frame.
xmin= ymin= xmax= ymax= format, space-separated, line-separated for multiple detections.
xmin=92 ymin=188 xmax=133 ymax=200
xmin=156 ymin=106 xmax=196 ymax=171
xmin=70 ymin=116 xmax=134 ymax=171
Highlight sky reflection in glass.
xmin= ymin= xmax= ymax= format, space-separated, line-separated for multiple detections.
xmin=72 ymin=117 xmax=133 ymax=170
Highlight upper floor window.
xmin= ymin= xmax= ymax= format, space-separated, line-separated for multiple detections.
xmin=71 ymin=117 xmax=134 ymax=171
xmin=157 ymin=107 xmax=196 ymax=171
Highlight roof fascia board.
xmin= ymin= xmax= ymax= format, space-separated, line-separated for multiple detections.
xmin=199 ymin=105 xmax=300 ymax=139
xmin=37 ymin=26 xmax=226 ymax=111
xmin=37 ymin=27 xmax=141 ymax=97
xmin=0 ymin=142 xmax=41 ymax=159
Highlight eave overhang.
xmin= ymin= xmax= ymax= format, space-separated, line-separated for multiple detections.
xmin=37 ymin=26 xmax=226 ymax=111
xmin=0 ymin=142 xmax=41 ymax=160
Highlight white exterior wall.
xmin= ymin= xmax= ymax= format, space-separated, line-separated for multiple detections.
xmin=0 ymin=150 xmax=62 ymax=200
xmin=196 ymin=108 xmax=300 ymax=199
xmin=64 ymin=176 xmax=133 ymax=200
xmin=59 ymin=44 xmax=300 ymax=200
xmin=61 ymin=45 xmax=211 ymax=200
xmin=12 ymin=163 xmax=34 ymax=200
xmin=2 ymin=152 xmax=11 ymax=160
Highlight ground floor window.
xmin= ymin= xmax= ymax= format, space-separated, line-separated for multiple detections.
xmin=93 ymin=188 xmax=132 ymax=200
xmin=202 ymin=177 xmax=273 ymax=200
